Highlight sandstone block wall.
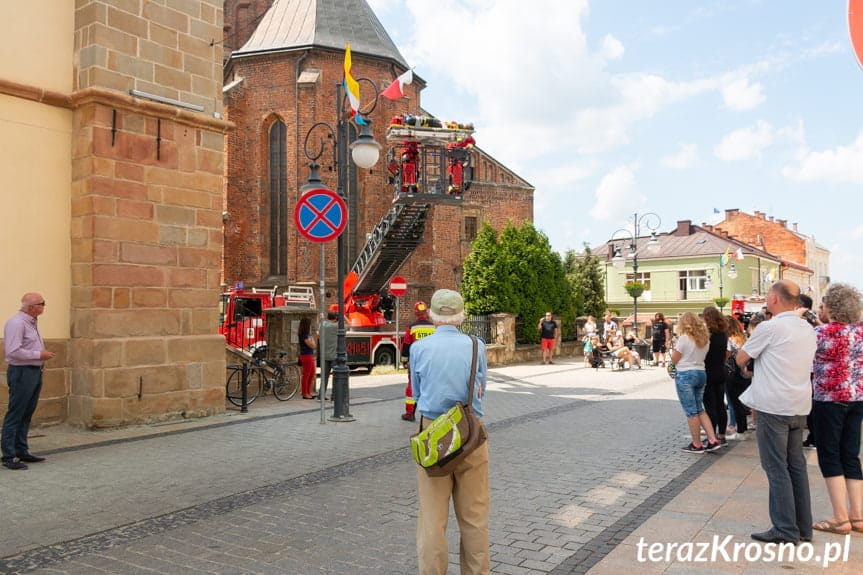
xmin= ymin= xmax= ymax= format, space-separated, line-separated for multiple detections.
xmin=64 ymin=0 xmax=229 ymax=428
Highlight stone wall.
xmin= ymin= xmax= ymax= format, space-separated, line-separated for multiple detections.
xmin=64 ymin=1 xmax=229 ymax=428
xmin=484 ymin=313 xmax=581 ymax=366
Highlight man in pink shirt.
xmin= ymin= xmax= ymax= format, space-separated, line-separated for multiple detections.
xmin=2 ymin=292 xmax=56 ymax=470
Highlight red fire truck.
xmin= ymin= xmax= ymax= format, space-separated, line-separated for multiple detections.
xmin=218 ymin=284 xmax=401 ymax=370
xmin=218 ymin=285 xmax=314 ymax=354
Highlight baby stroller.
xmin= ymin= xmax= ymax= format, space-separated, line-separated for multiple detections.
xmin=591 ymin=345 xmax=610 ymax=369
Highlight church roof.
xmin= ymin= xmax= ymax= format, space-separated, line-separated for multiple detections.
xmin=232 ymin=0 xmax=409 ymax=69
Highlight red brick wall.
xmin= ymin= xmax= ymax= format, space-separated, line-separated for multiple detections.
xmin=716 ymin=210 xmax=806 ymax=264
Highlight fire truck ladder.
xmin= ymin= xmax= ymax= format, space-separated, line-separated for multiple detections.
xmin=350 ymin=201 xmax=431 ymax=296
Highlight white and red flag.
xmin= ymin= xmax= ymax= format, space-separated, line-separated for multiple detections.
xmin=381 ymin=69 xmax=413 ymax=100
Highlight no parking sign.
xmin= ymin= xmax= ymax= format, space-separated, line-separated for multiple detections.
xmin=294 ymin=188 xmax=348 ymax=243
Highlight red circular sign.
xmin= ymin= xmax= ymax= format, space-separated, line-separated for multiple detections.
xmin=389 ymin=275 xmax=407 ymax=297
xmin=293 ymin=188 xmax=348 ymax=243
xmin=850 ymin=0 xmax=863 ymax=69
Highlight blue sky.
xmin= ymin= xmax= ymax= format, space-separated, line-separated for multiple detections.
xmin=367 ymin=0 xmax=863 ymax=289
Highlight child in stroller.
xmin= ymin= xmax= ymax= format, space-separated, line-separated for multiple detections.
xmin=589 ymin=336 xmax=605 ymax=368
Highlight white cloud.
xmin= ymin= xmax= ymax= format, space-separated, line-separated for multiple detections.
xmin=782 ymin=132 xmax=863 ymax=184
xmin=722 ymin=78 xmax=765 ymax=111
xmin=714 ymin=120 xmax=774 ymax=162
xmin=537 ymin=161 xmax=597 ymax=189
xmin=852 ymin=224 xmax=863 ymax=240
xmin=589 ymin=166 xmax=644 ymax=222
xmin=397 ymin=0 xmax=723 ymax=162
xmin=601 ymin=35 xmax=624 ymax=60
xmin=661 ymin=143 xmax=698 ymax=169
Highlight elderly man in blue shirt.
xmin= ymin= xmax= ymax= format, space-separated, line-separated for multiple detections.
xmin=410 ymin=289 xmax=489 ymax=575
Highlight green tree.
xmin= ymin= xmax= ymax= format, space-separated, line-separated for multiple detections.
xmin=565 ymin=244 xmax=606 ymax=320
xmin=463 ymin=221 xmax=573 ymax=343
xmin=460 ymin=223 xmax=515 ymax=313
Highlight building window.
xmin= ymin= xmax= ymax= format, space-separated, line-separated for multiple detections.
xmin=750 ymin=268 xmax=760 ymax=295
xmin=625 ymin=272 xmax=650 ymax=290
xmin=679 ymin=270 xmax=708 ymax=299
xmin=269 ymin=120 xmax=287 ymax=276
xmin=464 ymin=216 xmax=478 ymax=241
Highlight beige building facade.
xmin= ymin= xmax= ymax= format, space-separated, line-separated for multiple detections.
xmin=0 ymin=1 xmax=228 ymax=428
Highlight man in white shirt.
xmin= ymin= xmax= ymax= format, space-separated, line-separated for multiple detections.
xmin=737 ymin=280 xmax=817 ymax=544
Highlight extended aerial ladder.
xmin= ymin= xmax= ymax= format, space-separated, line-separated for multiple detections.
xmin=342 ymin=116 xmax=476 ymax=328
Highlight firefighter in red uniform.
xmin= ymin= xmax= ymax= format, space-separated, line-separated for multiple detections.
xmin=400 ymin=141 xmax=419 ymax=193
xmin=446 ymin=135 xmax=475 ymax=195
xmin=400 ymin=301 xmax=435 ymax=421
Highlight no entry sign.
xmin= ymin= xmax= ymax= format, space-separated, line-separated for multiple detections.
xmin=389 ymin=276 xmax=407 ymax=297
xmin=293 ymin=188 xmax=348 ymax=243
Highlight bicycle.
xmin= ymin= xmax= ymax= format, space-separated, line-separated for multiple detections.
xmin=226 ymin=350 xmax=301 ymax=407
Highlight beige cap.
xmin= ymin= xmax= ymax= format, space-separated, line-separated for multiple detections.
xmin=430 ymin=289 xmax=464 ymax=316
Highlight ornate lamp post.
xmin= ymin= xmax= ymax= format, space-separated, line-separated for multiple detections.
xmin=715 ymin=255 xmax=737 ymax=311
xmin=610 ymin=212 xmax=662 ymax=338
xmin=302 ymin=80 xmax=381 ymax=422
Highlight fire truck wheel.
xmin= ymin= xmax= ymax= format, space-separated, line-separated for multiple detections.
xmin=374 ymin=347 xmax=396 ymax=369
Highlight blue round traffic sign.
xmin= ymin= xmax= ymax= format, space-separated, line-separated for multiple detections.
xmin=293 ymin=188 xmax=348 ymax=243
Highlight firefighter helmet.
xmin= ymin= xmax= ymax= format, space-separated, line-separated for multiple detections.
xmin=414 ymin=301 xmax=428 ymax=314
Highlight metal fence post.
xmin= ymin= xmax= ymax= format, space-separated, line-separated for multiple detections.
xmin=241 ymin=361 xmax=249 ymax=413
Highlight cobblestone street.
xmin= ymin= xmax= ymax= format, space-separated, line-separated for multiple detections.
xmin=0 ymin=362 xmax=722 ymax=574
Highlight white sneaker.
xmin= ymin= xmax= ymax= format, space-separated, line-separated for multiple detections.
xmin=725 ymin=432 xmax=738 ymax=440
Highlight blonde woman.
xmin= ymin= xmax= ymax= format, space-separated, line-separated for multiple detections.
xmin=671 ymin=313 xmax=722 ymax=453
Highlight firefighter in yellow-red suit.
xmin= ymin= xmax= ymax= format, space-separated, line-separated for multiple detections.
xmin=400 ymin=301 xmax=435 ymax=421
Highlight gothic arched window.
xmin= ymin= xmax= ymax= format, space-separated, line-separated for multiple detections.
xmin=268 ymin=120 xmax=287 ymax=276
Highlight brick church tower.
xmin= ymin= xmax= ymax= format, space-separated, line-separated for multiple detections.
xmin=222 ymin=0 xmax=534 ymax=309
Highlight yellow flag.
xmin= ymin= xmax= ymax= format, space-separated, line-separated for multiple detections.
xmin=343 ymin=43 xmax=361 ymax=118
xmin=722 ymin=246 xmax=731 ymax=266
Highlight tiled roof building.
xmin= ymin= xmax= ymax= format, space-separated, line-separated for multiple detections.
xmin=714 ymin=209 xmax=829 ymax=304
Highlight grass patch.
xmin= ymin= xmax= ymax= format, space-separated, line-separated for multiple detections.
xmin=370 ymin=365 xmax=408 ymax=376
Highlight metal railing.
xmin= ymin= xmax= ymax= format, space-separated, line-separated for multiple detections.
xmin=514 ymin=317 xmax=534 ymax=344
xmin=560 ymin=321 xmax=579 ymax=342
xmin=460 ymin=314 xmax=495 ymax=343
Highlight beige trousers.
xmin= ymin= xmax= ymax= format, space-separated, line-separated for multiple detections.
xmin=415 ymin=428 xmax=490 ymax=575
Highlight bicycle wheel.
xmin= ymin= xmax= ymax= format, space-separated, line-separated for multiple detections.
xmin=226 ymin=365 xmax=263 ymax=407
xmin=272 ymin=364 xmax=300 ymax=401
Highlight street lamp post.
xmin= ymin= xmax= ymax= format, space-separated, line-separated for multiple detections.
xmin=716 ymin=255 xmax=737 ymax=311
xmin=302 ymin=80 xmax=381 ymax=422
xmin=610 ymin=212 xmax=662 ymax=339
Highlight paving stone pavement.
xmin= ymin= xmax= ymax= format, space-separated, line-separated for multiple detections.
xmin=0 ymin=361 xmax=718 ymax=574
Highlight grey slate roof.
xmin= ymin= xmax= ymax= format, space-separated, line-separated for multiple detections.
xmin=594 ymin=223 xmax=778 ymax=262
xmin=233 ymin=0 xmax=409 ymax=69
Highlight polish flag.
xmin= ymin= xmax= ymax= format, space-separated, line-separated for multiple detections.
xmin=381 ymin=69 xmax=413 ymax=100
xmin=734 ymin=247 xmax=745 ymax=260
